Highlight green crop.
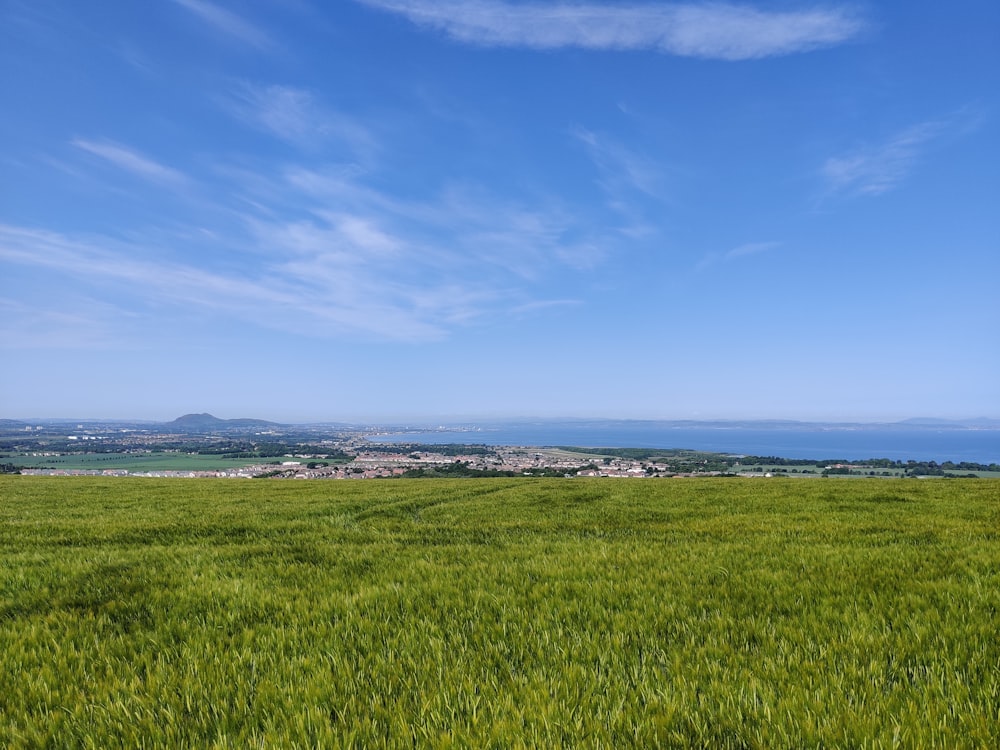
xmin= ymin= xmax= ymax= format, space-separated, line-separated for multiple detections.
xmin=1 ymin=477 xmax=998 ymax=748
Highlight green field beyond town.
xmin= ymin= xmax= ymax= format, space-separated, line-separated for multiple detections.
xmin=2 ymin=477 xmax=998 ymax=748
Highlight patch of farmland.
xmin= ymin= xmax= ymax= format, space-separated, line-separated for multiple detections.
xmin=1 ymin=477 xmax=997 ymax=747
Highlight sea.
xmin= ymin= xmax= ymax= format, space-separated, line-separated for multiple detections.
xmin=368 ymin=423 xmax=1000 ymax=465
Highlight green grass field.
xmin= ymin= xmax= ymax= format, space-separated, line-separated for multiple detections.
xmin=1 ymin=477 xmax=998 ymax=748
xmin=6 ymin=452 xmax=269 ymax=471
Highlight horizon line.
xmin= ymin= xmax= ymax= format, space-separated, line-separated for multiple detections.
xmin=4 ymin=415 xmax=998 ymax=426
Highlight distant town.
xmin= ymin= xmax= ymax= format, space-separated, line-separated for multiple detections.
xmin=3 ymin=414 xmax=997 ymax=479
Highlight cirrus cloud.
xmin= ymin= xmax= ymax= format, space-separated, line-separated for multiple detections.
xmin=822 ymin=121 xmax=944 ymax=197
xmin=72 ymin=139 xmax=187 ymax=187
xmin=172 ymin=0 xmax=274 ymax=49
xmin=356 ymin=0 xmax=867 ymax=60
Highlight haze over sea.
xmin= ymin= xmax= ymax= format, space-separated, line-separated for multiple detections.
xmin=372 ymin=423 xmax=1000 ymax=465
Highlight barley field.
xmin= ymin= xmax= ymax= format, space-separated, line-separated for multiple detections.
xmin=1 ymin=476 xmax=998 ymax=748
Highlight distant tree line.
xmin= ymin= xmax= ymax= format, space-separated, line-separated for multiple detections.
xmin=219 ymin=443 xmax=352 ymax=461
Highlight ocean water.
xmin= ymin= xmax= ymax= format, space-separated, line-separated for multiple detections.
xmin=369 ymin=424 xmax=1000 ymax=464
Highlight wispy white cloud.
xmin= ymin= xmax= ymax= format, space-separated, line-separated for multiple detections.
xmin=12 ymin=94 xmax=631 ymax=346
xmin=225 ymin=84 xmax=375 ymax=152
xmin=574 ymin=127 xmax=662 ymax=199
xmin=72 ymin=139 xmax=187 ymax=187
xmin=726 ymin=241 xmax=779 ymax=259
xmin=0 ymin=154 xmax=597 ymax=342
xmin=0 ymin=223 xmax=451 ymax=342
xmin=435 ymin=185 xmax=586 ymax=277
xmin=696 ymin=240 xmax=779 ymax=271
xmin=172 ymin=0 xmax=273 ymax=49
xmin=283 ymin=167 xmax=612 ymax=277
xmin=572 ymin=127 xmax=663 ymax=242
xmin=510 ymin=298 xmax=583 ymax=315
xmin=0 ymin=297 xmax=124 ymax=350
xmin=357 ymin=1 xmax=866 ymax=60
xmin=822 ymin=122 xmax=944 ymax=197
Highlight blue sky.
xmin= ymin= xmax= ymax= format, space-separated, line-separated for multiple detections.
xmin=2 ymin=0 xmax=997 ymax=422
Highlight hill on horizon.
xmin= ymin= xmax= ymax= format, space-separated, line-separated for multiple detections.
xmin=165 ymin=413 xmax=282 ymax=431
